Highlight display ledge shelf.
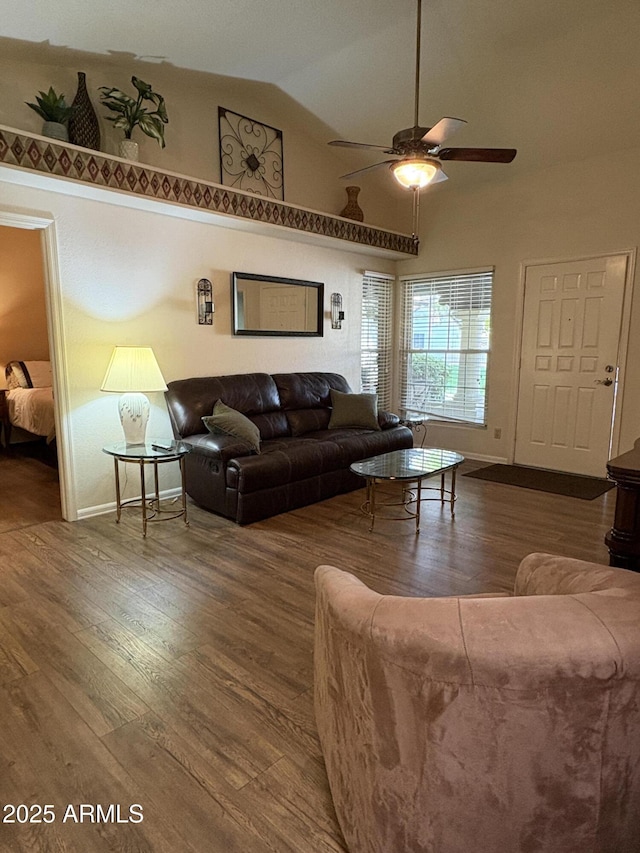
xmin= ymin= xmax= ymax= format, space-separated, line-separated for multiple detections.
xmin=0 ymin=126 xmax=418 ymax=257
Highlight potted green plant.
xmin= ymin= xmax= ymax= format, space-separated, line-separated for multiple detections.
xmin=25 ymin=87 xmax=75 ymax=142
xmin=99 ymin=76 xmax=168 ymax=161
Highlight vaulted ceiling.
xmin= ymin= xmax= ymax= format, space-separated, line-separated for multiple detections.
xmin=3 ymin=0 xmax=639 ymax=190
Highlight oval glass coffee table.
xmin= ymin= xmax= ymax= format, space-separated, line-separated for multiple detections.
xmin=350 ymin=447 xmax=465 ymax=534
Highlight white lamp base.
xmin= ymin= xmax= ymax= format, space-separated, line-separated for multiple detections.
xmin=118 ymin=392 xmax=150 ymax=445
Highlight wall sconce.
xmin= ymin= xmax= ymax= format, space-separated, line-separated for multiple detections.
xmin=197 ymin=278 xmax=214 ymax=325
xmin=331 ymin=292 xmax=344 ymax=330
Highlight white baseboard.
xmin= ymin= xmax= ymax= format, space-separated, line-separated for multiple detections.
xmin=78 ymin=487 xmax=184 ymax=520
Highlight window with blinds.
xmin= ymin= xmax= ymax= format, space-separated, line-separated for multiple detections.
xmin=361 ymin=272 xmax=394 ymax=410
xmin=399 ymin=269 xmax=493 ymax=425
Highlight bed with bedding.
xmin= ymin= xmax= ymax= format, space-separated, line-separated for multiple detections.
xmin=4 ymin=360 xmax=56 ymax=444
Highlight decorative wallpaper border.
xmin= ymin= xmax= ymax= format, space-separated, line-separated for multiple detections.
xmin=0 ymin=127 xmax=418 ymax=256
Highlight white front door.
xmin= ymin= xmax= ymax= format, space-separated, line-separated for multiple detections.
xmin=514 ymin=254 xmax=628 ymax=477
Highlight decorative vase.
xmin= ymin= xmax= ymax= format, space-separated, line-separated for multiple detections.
xmin=42 ymin=121 xmax=68 ymax=142
xmin=340 ymin=185 xmax=364 ymax=222
xmin=119 ymin=139 xmax=139 ymax=162
xmin=68 ymin=71 xmax=101 ymax=151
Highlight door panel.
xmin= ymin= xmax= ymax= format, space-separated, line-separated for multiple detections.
xmin=515 ymin=255 xmax=627 ymax=477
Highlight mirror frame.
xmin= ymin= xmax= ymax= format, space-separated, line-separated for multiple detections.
xmin=231 ymin=272 xmax=324 ymax=337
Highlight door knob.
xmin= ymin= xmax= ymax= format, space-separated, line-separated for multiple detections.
xmin=594 ymin=378 xmax=613 ymax=386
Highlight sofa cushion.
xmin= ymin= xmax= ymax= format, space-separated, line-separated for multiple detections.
xmin=329 ymin=389 xmax=380 ymax=431
xmin=289 ymin=408 xmax=400 ymax=433
xmin=165 ymin=373 xmax=283 ymax=438
xmin=310 ymin=427 xmax=413 ymax=462
xmin=249 ymin=410 xmax=291 ymax=440
xmin=286 ymin=408 xmax=331 ymax=436
xmin=225 ymin=426 xmax=413 ymax=493
xmin=226 ymin=437 xmax=345 ymax=492
xmin=202 ymin=400 xmax=261 ymax=453
xmin=272 ymin=372 xmax=351 ymax=410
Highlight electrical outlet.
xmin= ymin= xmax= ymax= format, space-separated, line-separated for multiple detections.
xmin=494 ymin=428 xmax=502 ymax=439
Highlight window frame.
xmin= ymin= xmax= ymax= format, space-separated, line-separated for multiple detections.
xmin=398 ymin=268 xmax=494 ymax=427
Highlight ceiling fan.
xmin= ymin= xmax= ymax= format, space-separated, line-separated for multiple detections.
xmin=328 ymin=0 xmax=517 ymax=191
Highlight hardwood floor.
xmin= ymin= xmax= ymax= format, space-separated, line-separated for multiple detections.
xmin=0 ymin=459 xmax=617 ymax=851
xmin=0 ymin=445 xmax=61 ymax=533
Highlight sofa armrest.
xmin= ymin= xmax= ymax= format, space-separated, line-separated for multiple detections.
xmin=184 ymin=432 xmax=256 ymax=464
xmin=377 ymin=410 xmax=400 ymax=429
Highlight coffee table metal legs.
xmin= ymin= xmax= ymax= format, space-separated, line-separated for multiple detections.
xmin=450 ymin=467 xmax=457 ymax=516
xmin=363 ymin=476 xmax=423 ymax=534
xmin=361 ymin=465 xmax=459 ymax=533
xmin=367 ymin=478 xmax=376 ymax=532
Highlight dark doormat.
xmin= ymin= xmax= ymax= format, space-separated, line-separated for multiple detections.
xmin=463 ymin=464 xmax=614 ymax=500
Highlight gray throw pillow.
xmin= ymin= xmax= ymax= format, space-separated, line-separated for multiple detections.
xmin=328 ymin=389 xmax=380 ymax=431
xmin=202 ymin=399 xmax=261 ymax=453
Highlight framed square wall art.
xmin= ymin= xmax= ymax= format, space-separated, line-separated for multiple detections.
xmin=218 ymin=107 xmax=284 ymax=200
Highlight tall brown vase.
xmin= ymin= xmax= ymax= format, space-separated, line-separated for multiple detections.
xmin=68 ymin=72 xmax=101 ymax=151
xmin=340 ymin=186 xmax=364 ymax=222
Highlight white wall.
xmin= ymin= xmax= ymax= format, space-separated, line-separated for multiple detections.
xmin=0 ymin=176 xmax=395 ymax=518
xmin=0 ymin=41 xmax=408 ymax=232
xmin=398 ymin=145 xmax=640 ymax=462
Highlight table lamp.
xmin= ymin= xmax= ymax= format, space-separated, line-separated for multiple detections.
xmin=101 ymin=346 xmax=167 ymax=446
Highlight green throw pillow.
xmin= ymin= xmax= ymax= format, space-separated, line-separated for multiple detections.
xmin=202 ymin=399 xmax=261 ymax=453
xmin=328 ymin=389 xmax=380 ymax=431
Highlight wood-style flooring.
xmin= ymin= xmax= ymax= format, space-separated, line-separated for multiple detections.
xmin=0 ymin=455 xmax=617 ymax=851
xmin=0 ymin=444 xmax=61 ymax=533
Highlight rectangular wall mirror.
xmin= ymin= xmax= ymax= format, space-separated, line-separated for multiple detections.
xmin=232 ymin=272 xmax=324 ymax=336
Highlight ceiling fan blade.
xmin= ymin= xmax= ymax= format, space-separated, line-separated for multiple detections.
xmin=421 ymin=117 xmax=467 ymax=147
xmin=339 ymin=159 xmax=399 ymax=180
xmin=329 ymin=139 xmax=393 ymax=152
xmin=438 ymin=147 xmax=517 ymax=163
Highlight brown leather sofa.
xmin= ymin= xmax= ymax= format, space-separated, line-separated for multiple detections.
xmin=165 ymin=372 xmax=413 ymax=524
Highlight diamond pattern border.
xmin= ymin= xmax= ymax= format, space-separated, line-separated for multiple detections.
xmin=0 ymin=128 xmax=418 ymax=256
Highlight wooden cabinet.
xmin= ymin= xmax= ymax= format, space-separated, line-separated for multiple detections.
xmin=605 ymin=443 xmax=640 ymax=571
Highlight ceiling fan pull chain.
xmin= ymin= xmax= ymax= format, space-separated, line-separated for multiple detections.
xmin=414 ymin=0 xmax=422 ymax=128
xmin=412 ymin=186 xmax=421 ymax=242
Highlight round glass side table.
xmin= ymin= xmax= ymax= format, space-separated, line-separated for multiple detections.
xmin=102 ymin=440 xmax=191 ymax=537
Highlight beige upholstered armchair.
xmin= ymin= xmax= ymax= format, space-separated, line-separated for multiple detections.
xmin=314 ymin=554 xmax=640 ymax=853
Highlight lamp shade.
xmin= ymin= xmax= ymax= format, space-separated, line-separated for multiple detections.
xmin=391 ymin=158 xmax=440 ymax=189
xmin=101 ymin=346 xmax=167 ymax=393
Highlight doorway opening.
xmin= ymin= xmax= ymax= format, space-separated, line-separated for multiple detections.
xmin=0 ymin=224 xmax=60 ymax=530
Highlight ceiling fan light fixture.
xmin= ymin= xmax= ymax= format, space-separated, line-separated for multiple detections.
xmin=391 ymin=158 xmax=440 ymax=189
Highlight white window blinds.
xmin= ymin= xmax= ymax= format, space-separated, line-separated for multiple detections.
xmin=361 ymin=272 xmax=394 ymax=410
xmin=399 ymin=269 xmax=493 ymax=425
